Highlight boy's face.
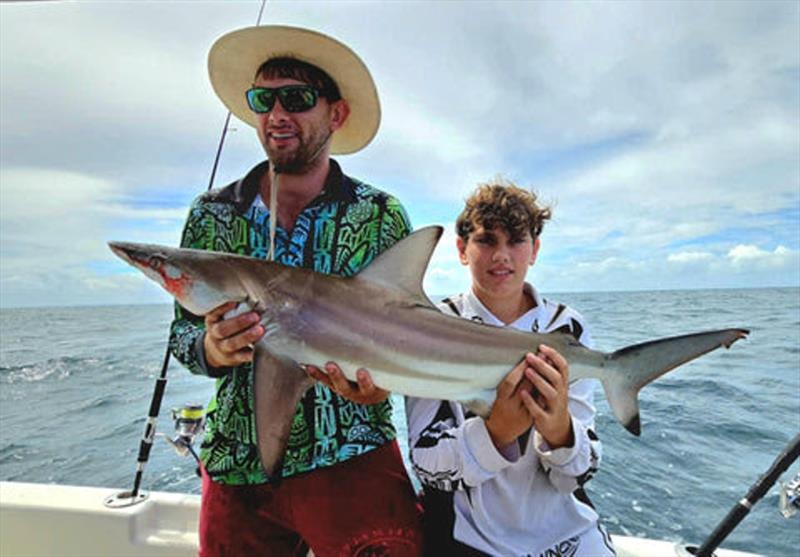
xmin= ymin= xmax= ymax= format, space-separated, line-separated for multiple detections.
xmin=457 ymin=225 xmax=540 ymax=302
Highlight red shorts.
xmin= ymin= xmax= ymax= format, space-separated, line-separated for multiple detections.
xmin=199 ymin=441 xmax=423 ymax=557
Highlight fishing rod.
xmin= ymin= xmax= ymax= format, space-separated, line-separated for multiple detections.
xmin=693 ymin=432 xmax=800 ymax=557
xmin=106 ymin=0 xmax=268 ymax=508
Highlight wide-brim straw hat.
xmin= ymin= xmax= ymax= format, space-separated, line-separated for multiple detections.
xmin=208 ymin=25 xmax=380 ymax=155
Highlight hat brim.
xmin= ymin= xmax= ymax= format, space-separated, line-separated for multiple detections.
xmin=208 ymin=25 xmax=380 ymax=155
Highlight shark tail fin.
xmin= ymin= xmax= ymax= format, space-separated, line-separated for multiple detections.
xmin=601 ymin=328 xmax=749 ymax=436
xmin=252 ymin=347 xmax=314 ymax=477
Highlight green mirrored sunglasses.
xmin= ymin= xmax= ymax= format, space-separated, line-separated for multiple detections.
xmin=245 ymin=85 xmax=320 ymax=114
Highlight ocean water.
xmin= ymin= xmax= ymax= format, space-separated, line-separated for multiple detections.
xmin=1 ymin=287 xmax=798 ymax=556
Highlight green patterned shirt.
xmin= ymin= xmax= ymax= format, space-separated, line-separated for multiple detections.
xmin=169 ymin=159 xmax=411 ymax=485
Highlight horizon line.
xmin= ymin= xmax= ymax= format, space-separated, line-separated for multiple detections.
xmin=1 ymin=284 xmax=798 ymax=311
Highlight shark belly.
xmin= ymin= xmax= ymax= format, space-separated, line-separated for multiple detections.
xmin=263 ymin=293 xmax=551 ymax=401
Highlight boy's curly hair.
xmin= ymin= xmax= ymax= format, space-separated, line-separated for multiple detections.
xmin=456 ymin=178 xmax=552 ymax=242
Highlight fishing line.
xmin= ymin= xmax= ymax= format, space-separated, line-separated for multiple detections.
xmin=268 ymin=170 xmax=279 ymax=260
xmin=118 ymin=0 xmax=270 ymax=505
xmin=206 ymin=0 xmax=268 ymax=191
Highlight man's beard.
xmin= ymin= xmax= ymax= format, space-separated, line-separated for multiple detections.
xmin=267 ymin=125 xmax=332 ymax=174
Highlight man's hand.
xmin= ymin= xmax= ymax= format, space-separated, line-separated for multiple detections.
xmin=521 ymin=344 xmax=573 ymax=449
xmin=305 ymin=362 xmax=390 ymax=405
xmin=485 ymin=353 xmax=538 ymax=450
xmin=203 ymin=302 xmax=265 ymax=368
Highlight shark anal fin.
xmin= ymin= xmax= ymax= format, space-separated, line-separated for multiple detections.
xmin=252 ymin=344 xmax=314 ymax=477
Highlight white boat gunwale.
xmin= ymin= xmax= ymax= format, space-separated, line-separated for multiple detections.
xmin=0 ymin=481 xmax=764 ymax=557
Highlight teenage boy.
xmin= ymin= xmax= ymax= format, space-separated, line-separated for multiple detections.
xmin=406 ymin=180 xmax=614 ymax=557
xmin=169 ymin=25 xmax=422 ymax=556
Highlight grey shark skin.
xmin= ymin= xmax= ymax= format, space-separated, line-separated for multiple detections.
xmin=109 ymin=226 xmax=749 ymax=475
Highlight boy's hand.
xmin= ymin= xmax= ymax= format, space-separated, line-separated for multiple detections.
xmin=521 ymin=344 xmax=574 ymax=449
xmin=306 ymin=362 xmax=390 ymax=405
xmin=485 ymin=353 xmax=539 ymax=450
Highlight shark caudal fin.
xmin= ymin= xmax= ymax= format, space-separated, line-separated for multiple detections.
xmin=602 ymin=328 xmax=749 ymax=436
xmin=252 ymin=346 xmax=314 ymax=477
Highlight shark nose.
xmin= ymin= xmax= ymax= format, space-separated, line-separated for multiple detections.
xmin=109 ymin=242 xmax=132 ymax=262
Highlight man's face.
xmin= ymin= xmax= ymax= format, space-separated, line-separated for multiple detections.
xmin=252 ymin=75 xmax=348 ymax=174
xmin=457 ymin=225 xmax=539 ymax=303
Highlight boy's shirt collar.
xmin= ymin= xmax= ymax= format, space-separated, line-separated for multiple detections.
xmin=464 ymin=283 xmax=545 ymax=330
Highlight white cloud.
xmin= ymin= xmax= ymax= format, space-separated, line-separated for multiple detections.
xmin=727 ymin=244 xmax=797 ymax=268
xmin=668 ymin=252 xmax=714 ymax=264
xmin=0 ymin=167 xmax=184 ymax=307
xmin=577 ymin=257 xmax=646 ymax=274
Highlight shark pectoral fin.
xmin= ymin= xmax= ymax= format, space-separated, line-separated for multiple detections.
xmin=252 ymin=345 xmax=314 ymax=477
xmin=459 ymin=390 xmax=496 ymax=418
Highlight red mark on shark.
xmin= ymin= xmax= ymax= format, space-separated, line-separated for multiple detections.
xmin=128 ymin=252 xmax=191 ymax=300
xmin=161 ymin=272 xmax=190 ymax=300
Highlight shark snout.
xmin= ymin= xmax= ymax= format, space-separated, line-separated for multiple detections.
xmin=108 ymin=241 xmax=168 ymax=278
xmin=108 ymin=241 xmax=135 ymax=265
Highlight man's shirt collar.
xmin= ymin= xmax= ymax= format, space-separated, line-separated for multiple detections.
xmin=218 ymin=158 xmax=357 ymax=213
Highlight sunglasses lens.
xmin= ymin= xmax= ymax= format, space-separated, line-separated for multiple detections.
xmin=246 ymin=88 xmax=275 ymax=113
xmin=246 ymin=86 xmax=319 ymax=114
xmin=278 ymin=86 xmax=318 ymax=113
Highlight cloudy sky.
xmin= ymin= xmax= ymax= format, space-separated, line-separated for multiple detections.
xmin=1 ymin=0 xmax=798 ymax=308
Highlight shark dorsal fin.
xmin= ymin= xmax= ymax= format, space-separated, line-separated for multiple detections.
xmin=357 ymin=225 xmax=443 ymax=307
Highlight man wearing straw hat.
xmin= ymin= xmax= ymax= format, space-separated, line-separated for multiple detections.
xmin=169 ymin=25 xmax=422 ymax=556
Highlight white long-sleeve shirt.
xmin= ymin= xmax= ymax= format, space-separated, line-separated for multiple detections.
xmin=406 ymin=284 xmax=605 ymax=556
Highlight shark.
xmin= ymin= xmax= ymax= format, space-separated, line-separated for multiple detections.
xmin=109 ymin=226 xmax=748 ymax=475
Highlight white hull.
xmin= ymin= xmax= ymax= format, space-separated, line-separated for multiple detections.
xmin=0 ymin=481 xmax=761 ymax=557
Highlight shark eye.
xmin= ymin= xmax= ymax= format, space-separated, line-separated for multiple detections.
xmin=148 ymin=256 xmax=164 ymax=270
